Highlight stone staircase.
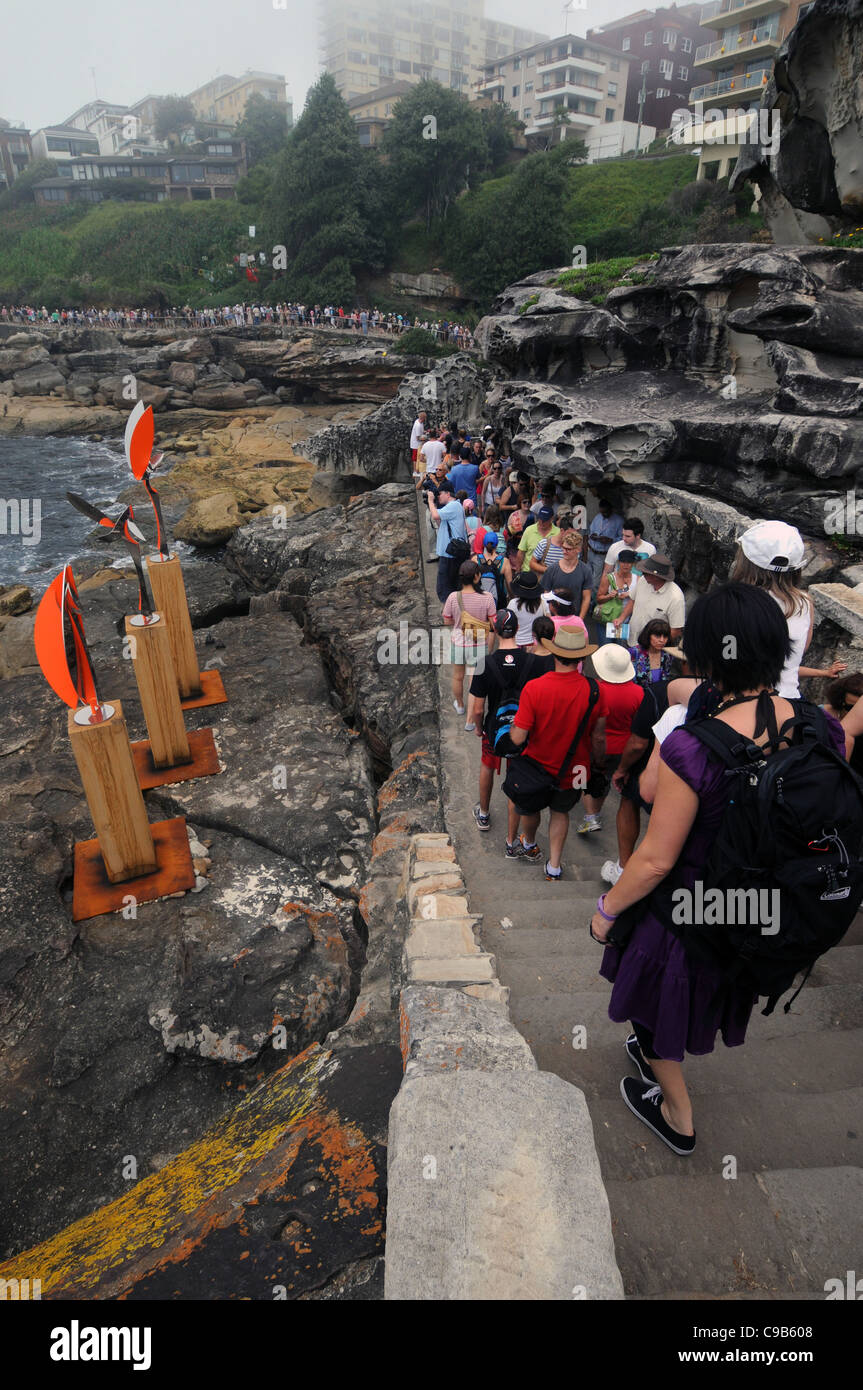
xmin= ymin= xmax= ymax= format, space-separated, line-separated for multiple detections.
xmin=424 ymin=549 xmax=863 ymax=1300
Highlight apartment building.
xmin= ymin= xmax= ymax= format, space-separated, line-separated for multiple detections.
xmin=32 ymin=141 xmax=247 ymax=206
xmin=187 ymin=71 xmax=292 ymax=128
xmin=475 ymin=33 xmax=633 ymax=147
xmin=0 ymin=127 xmax=32 ymax=189
xmin=346 ymin=82 xmax=414 ymax=144
xmin=687 ymin=0 xmax=814 ymax=177
xmin=319 ymin=0 xmax=547 ymax=100
xmin=31 ymin=125 xmax=101 ymax=161
xmin=587 ymin=5 xmax=713 ymax=131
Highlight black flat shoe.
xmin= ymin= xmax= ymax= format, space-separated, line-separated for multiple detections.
xmin=625 ymin=1033 xmax=658 ymax=1087
xmin=619 ymin=1076 xmax=696 ymax=1156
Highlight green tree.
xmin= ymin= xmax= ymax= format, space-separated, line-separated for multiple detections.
xmin=265 ymin=73 xmax=387 ymax=303
xmin=443 ymin=144 xmax=575 ymax=305
xmin=0 ymin=158 xmax=58 ymax=210
xmin=477 ymin=102 xmax=520 ymax=173
xmin=234 ymin=93 xmax=290 ymax=168
xmin=382 ymin=81 xmax=487 ymax=228
xmin=154 ymin=95 xmax=196 ymax=142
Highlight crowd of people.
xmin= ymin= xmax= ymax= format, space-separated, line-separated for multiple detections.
xmin=0 ymin=301 xmax=474 ymax=346
xmin=414 ymin=409 xmax=863 ymax=1158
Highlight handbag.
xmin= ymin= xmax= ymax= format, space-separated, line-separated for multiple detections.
xmin=592 ymin=573 xmax=625 ymax=623
xmin=446 ymin=537 xmax=471 ymax=563
xmin=502 ymin=680 xmax=599 ymax=814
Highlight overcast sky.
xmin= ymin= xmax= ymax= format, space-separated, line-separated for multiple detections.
xmin=3 ymin=0 xmax=646 ymax=131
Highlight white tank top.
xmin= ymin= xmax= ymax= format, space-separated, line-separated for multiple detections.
xmin=773 ymin=593 xmax=810 ymax=699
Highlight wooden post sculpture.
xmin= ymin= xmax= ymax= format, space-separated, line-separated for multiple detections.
xmin=34 ymin=566 xmax=195 ymax=922
xmin=126 ymin=401 xmax=227 ymax=710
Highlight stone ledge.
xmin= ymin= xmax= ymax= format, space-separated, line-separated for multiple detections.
xmin=407 ymin=954 xmax=497 ymax=986
xmin=399 ymin=986 xmax=532 ymax=1077
xmin=405 ymin=918 xmax=481 ymax=960
xmin=414 ymin=891 xmax=471 ymax=919
xmin=385 ymin=1069 xmax=625 ymax=1301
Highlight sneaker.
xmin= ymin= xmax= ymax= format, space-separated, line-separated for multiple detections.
xmin=464 ymin=721 xmax=476 ymax=732
xmin=473 ymin=804 xmax=491 ymax=832
xmin=519 ymin=842 xmax=543 ymax=865
xmin=601 ymin=859 xmax=623 ymax=885
xmin=624 ymin=1034 xmax=658 ymax=1087
xmin=577 ymin=815 xmax=602 ymax=834
xmin=619 ymin=1076 xmax=696 ymax=1156
xmin=453 ymin=699 xmax=465 ymax=715
xmin=504 ymin=839 xmax=524 ymax=860
xmin=544 ymin=860 xmax=562 ymax=880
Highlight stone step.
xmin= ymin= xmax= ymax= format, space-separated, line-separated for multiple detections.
xmin=590 ymin=1088 xmax=863 ymax=1182
xmin=406 ymin=954 xmax=498 ymax=986
xmin=510 ymin=981 xmax=863 ymax=1054
xmin=605 ymin=1166 xmax=863 ymax=1298
xmin=532 ymin=1028 xmax=863 ymax=1101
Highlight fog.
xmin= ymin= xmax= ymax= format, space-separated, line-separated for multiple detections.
xmin=5 ymin=0 xmax=645 ymax=130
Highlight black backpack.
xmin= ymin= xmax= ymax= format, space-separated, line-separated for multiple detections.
xmin=478 ymin=557 xmax=507 ymax=609
xmin=665 ymin=692 xmax=863 ymax=1015
xmin=487 ymin=653 xmax=537 ymax=752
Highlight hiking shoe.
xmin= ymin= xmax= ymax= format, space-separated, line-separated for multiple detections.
xmin=504 ymin=839 xmax=524 ymax=860
xmin=544 ymin=860 xmax=562 ymax=880
xmin=625 ymin=1034 xmax=658 ymax=1087
xmin=601 ymin=859 xmax=623 ymax=885
xmin=619 ymin=1077 xmax=696 ymax=1156
xmin=519 ymin=842 xmax=543 ymax=865
xmin=473 ymin=804 xmax=491 ymax=832
xmin=453 ymin=699 xmax=465 ymax=715
xmin=577 ymin=815 xmax=602 ymax=834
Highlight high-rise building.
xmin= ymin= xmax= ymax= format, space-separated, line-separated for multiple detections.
xmin=687 ymin=0 xmax=815 ymax=177
xmin=587 ymin=5 xmax=713 ymax=132
xmin=319 ymin=0 xmax=547 ymax=101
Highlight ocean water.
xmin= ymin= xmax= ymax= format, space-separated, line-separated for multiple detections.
xmin=0 ymin=435 xmax=131 ymax=589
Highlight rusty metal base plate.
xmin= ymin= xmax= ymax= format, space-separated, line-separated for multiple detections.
xmin=71 ymin=817 xmax=196 ymax=922
xmin=180 ymin=669 xmax=227 ymax=710
xmin=131 ymin=727 xmax=220 ymax=789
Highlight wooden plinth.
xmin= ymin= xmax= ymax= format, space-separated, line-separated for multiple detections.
xmin=180 ymin=668 xmax=228 ymax=711
xmin=67 ymin=701 xmax=156 ymax=884
xmin=72 ymin=816 xmax=196 ymax=922
xmin=130 ymin=726 xmax=220 ymax=789
xmin=145 ymin=554 xmax=200 ymax=699
xmin=125 ymin=615 xmax=190 ymax=768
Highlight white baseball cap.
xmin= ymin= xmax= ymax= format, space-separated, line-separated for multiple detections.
xmin=738 ymin=520 xmax=805 ymax=573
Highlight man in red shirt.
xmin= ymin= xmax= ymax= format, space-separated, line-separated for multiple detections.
xmin=577 ymin=642 xmax=647 ymax=835
xmin=505 ymin=626 xmax=606 ymax=880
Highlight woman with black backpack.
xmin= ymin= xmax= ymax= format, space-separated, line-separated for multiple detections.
xmin=590 ymin=584 xmax=855 ymax=1157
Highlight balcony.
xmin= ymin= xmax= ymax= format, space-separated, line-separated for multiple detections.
xmin=476 ymin=74 xmax=505 ymax=93
xmin=525 ymin=111 xmax=601 ymax=133
xmin=689 ymin=66 xmax=772 ymax=103
xmin=694 ymin=26 xmax=781 ymax=66
xmin=537 ymin=55 xmax=605 ymax=76
xmin=700 ymin=0 xmax=788 ymax=30
xmin=539 ymin=81 xmax=602 ymax=103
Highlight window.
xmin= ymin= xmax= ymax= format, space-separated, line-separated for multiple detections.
xmin=641 ymin=60 xmax=650 ymax=73
xmin=41 ymin=186 xmax=66 ymax=200
xmin=656 ymin=86 xmax=670 ymax=97
xmin=659 ymin=59 xmax=673 ymax=77
xmin=662 ymin=28 xmax=677 ymax=49
xmin=525 ymin=80 xmax=533 ymax=91
xmin=621 ymin=37 xmax=630 ymax=51
xmin=678 ymin=66 xmax=688 ymax=80
xmin=512 ymin=85 xmax=519 ymax=97
xmin=543 ymin=49 xmax=553 ymax=62
xmin=171 ymin=163 xmax=205 ymax=182
xmin=513 ymin=57 xmax=520 ymax=69
xmin=208 ymin=143 xmax=233 ymax=154
xmin=681 ymin=36 xmax=692 ymax=53
xmin=644 ymin=31 xmax=653 ymax=45
xmin=609 ymin=58 xmax=619 ymax=71
xmin=605 ymin=108 xmax=615 ymax=122
xmin=607 ymin=81 xmax=617 ymax=96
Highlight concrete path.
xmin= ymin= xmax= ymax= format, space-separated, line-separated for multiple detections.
xmin=420 ymin=535 xmax=863 ymax=1300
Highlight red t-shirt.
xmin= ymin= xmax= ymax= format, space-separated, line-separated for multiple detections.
xmin=513 ymin=671 xmax=605 ymax=786
xmin=599 ymin=678 xmax=647 ymax=755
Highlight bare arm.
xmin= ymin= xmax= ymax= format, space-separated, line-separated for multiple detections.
xmin=579 ymin=586 xmax=591 ymax=622
xmin=611 ymin=732 xmax=649 ymax=790
xmin=508 ymin=722 xmax=529 ymax=749
xmin=592 ymin=759 xmax=699 ymax=940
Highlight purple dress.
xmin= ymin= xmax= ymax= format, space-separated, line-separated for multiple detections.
xmin=599 ymin=714 xmax=846 ymax=1061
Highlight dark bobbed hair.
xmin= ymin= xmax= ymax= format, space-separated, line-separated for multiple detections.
xmin=623 ymin=516 xmax=644 ymax=535
xmin=637 ymin=617 xmax=671 ymax=650
xmin=531 ymin=615 xmax=554 ymax=641
xmin=826 ymin=672 xmax=863 ymax=709
xmin=458 ymin=559 xmax=480 ymax=586
xmin=681 ymin=582 xmax=791 ymax=695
